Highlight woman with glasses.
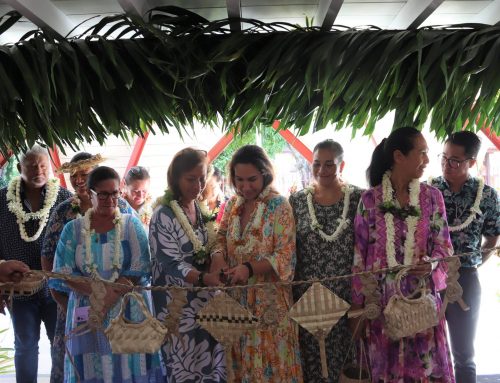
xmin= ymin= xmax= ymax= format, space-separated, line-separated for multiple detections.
xmin=149 ymin=148 xmax=226 ymax=382
xmin=51 ymin=166 xmax=163 ymax=383
xmin=210 ymin=145 xmax=303 ymax=382
xmin=42 ymin=154 xmax=135 ymax=383
xmin=352 ymin=127 xmax=455 ymax=382
xmin=123 ymin=166 xmax=153 ymax=227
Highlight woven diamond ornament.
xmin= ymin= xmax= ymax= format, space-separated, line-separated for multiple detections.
xmin=196 ymin=291 xmax=259 ymax=383
xmin=289 ymin=282 xmax=351 ymax=379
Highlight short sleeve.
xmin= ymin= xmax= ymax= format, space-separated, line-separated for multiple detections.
xmin=51 ymin=221 xmax=82 ymax=293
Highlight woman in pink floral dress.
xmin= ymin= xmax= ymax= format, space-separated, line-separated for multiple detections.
xmin=352 ymin=127 xmax=455 ymax=382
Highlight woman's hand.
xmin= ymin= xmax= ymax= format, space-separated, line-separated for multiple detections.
xmin=225 ymin=264 xmax=250 ymax=285
xmin=408 ymin=262 xmax=432 ymax=277
xmin=203 ymin=271 xmax=224 ymax=287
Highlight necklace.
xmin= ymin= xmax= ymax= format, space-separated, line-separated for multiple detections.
xmin=382 ymin=171 xmax=421 ymax=267
xmin=170 ymin=200 xmax=216 ymax=265
xmin=138 ymin=195 xmax=153 ymax=226
xmin=82 ymin=208 xmax=122 ymax=282
xmin=230 ymin=186 xmax=271 ymax=261
xmin=429 ymin=177 xmax=484 ymax=232
xmin=306 ymin=184 xmax=353 ymax=242
xmin=6 ymin=177 xmax=60 ymax=242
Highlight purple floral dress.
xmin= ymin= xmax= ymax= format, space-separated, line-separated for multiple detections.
xmin=352 ymin=183 xmax=455 ymax=382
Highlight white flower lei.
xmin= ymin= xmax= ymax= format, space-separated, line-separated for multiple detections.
xmin=231 ymin=186 xmax=271 ymax=259
xmin=6 ymin=177 xmax=60 ymax=242
xmin=429 ymin=177 xmax=484 ymax=232
xmin=138 ymin=202 xmax=153 ymax=226
xmin=82 ymin=208 xmax=122 ymax=282
xmin=382 ymin=171 xmax=421 ymax=267
xmin=306 ymin=184 xmax=353 ymax=242
xmin=170 ymin=200 xmax=216 ymax=264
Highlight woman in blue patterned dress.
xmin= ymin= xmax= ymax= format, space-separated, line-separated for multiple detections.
xmin=149 ymin=148 xmax=226 ymax=382
xmin=52 ymin=166 xmax=162 ymax=383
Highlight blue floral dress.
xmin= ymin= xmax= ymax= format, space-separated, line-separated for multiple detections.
xmin=52 ymin=214 xmax=163 ymax=383
xmin=149 ymin=204 xmax=226 ymax=383
xmin=44 ymin=197 xmax=135 ymax=383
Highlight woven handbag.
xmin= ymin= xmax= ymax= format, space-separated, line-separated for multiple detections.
xmin=0 ymin=273 xmax=45 ymax=296
xmin=105 ymin=291 xmax=168 ymax=354
xmin=383 ymin=270 xmax=439 ymax=340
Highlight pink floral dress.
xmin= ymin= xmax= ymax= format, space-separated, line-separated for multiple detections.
xmin=352 ymin=183 xmax=455 ymax=382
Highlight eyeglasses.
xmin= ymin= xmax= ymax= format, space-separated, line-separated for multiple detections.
xmin=90 ymin=189 xmax=120 ymax=200
xmin=438 ymin=154 xmax=472 ymax=169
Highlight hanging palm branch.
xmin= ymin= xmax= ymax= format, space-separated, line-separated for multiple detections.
xmin=0 ymin=6 xmax=498 ymax=155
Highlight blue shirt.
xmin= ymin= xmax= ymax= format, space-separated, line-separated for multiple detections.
xmin=430 ymin=176 xmax=500 ymax=267
xmin=0 ymin=181 xmax=73 ymax=299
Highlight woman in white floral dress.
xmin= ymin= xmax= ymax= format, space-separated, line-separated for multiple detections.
xmin=149 ymin=148 xmax=226 ymax=383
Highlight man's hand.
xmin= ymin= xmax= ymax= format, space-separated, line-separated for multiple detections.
xmin=0 ymin=260 xmax=29 ymax=283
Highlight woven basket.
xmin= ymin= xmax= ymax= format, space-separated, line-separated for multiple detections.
xmin=383 ymin=270 xmax=439 ymax=340
xmin=105 ymin=292 xmax=168 ymax=354
xmin=0 ymin=273 xmax=45 ymax=296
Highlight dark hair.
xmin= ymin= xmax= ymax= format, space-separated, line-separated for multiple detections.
xmin=70 ymin=152 xmax=93 ymax=163
xmin=313 ymin=139 xmax=344 ymax=162
xmin=229 ymin=145 xmax=274 ymax=190
xmin=87 ymin=166 xmax=121 ymax=190
xmin=167 ymin=148 xmax=208 ymax=199
xmin=445 ymin=131 xmax=481 ymax=159
xmin=211 ymin=167 xmax=222 ymax=182
xmin=125 ymin=166 xmax=150 ymax=185
xmin=366 ymin=127 xmax=422 ymax=187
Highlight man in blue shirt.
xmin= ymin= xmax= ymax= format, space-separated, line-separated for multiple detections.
xmin=431 ymin=131 xmax=500 ymax=383
xmin=0 ymin=145 xmax=72 ymax=382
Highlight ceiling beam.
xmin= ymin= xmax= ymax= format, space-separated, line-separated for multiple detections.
xmin=117 ymin=0 xmax=155 ymax=19
xmin=3 ymin=0 xmax=76 ymax=37
xmin=389 ymin=0 xmax=444 ymax=29
xmin=473 ymin=0 xmax=500 ymax=25
xmin=226 ymin=0 xmax=242 ymax=32
xmin=315 ymin=0 xmax=344 ymax=30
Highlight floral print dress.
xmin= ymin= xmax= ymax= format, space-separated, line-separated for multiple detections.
xmin=214 ymin=191 xmax=303 ymax=383
xmin=149 ymin=203 xmax=226 ymax=383
xmin=352 ymin=183 xmax=455 ymax=382
xmin=289 ymin=185 xmax=363 ymax=383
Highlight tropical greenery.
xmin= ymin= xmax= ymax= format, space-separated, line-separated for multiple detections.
xmin=0 ymin=329 xmax=14 ymax=375
xmin=213 ymin=126 xmax=287 ymax=175
xmin=0 ymin=6 xmax=499 ymax=155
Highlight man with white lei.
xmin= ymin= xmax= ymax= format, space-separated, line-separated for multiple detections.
xmin=430 ymin=131 xmax=500 ymax=383
xmin=0 ymin=144 xmax=72 ymax=382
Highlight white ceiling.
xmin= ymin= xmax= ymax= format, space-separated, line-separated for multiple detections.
xmin=0 ymin=0 xmax=498 ymax=44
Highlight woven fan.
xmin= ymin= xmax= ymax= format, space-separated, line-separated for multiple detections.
xmin=0 ymin=273 xmax=45 ymax=296
xmin=289 ymin=282 xmax=351 ymax=379
xmin=196 ymin=291 xmax=259 ymax=383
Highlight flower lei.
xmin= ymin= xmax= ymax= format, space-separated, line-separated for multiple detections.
xmin=70 ymin=196 xmax=82 ymax=218
xmin=381 ymin=171 xmax=421 ymax=267
xmin=429 ymin=177 xmax=484 ymax=232
xmin=138 ymin=195 xmax=153 ymax=226
xmin=169 ymin=198 xmax=216 ymax=266
xmin=305 ymin=184 xmax=353 ymax=242
xmin=230 ymin=186 xmax=271 ymax=261
xmin=6 ymin=177 xmax=60 ymax=242
xmin=82 ymin=208 xmax=122 ymax=282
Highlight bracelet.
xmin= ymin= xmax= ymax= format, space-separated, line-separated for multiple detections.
xmin=197 ymin=272 xmax=206 ymax=287
xmin=243 ymin=262 xmax=254 ymax=278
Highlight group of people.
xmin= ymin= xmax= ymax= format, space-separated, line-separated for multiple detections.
xmin=0 ymin=127 xmax=498 ymax=383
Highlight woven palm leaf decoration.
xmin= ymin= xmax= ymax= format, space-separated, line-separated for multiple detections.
xmin=0 ymin=272 xmax=45 ymax=296
xmin=164 ymin=286 xmax=188 ymax=340
xmin=196 ymin=291 xmax=259 ymax=383
xmin=440 ymin=257 xmax=468 ymax=317
xmin=289 ymin=282 xmax=351 ymax=379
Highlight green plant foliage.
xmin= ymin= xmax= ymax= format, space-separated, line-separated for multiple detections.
xmin=213 ymin=126 xmax=287 ymax=175
xmin=0 ymin=6 xmax=498 ymax=155
xmin=0 ymin=328 xmax=14 ymax=375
